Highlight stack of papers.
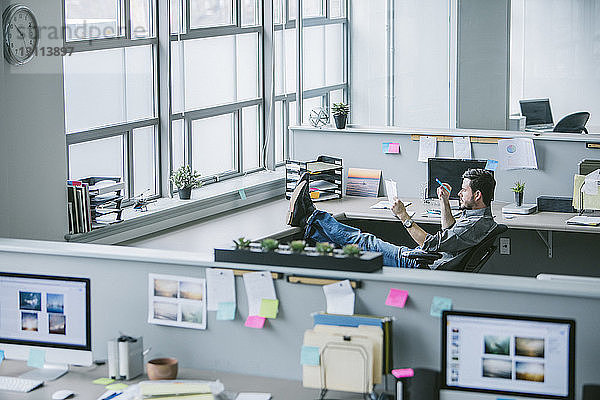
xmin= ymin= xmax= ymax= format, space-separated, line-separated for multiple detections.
xmin=566 ymin=216 xmax=600 ymax=226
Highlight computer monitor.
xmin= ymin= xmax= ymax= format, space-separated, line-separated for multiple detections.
xmin=0 ymin=272 xmax=92 ymax=381
xmin=520 ymin=99 xmax=554 ymax=127
xmin=427 ymin=158 xmax=489 ymax=199
xmin=441 ymin=311 xmax=575 ymax=400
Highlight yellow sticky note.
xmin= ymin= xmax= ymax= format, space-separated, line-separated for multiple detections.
xmin=259 ymin=298 xmax=279 ymax=319
xmin=93 ymin=377 xmax=115 ymax=385
xmin=106 ymin=383 xmax=129 ymax=390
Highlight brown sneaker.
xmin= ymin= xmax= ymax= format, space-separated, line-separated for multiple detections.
xmin=286 ymin=173 xmax=316 ymax=227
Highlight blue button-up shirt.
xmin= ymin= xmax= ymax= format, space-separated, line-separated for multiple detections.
xmin=420 ymin=206 xmax=497 ymax=270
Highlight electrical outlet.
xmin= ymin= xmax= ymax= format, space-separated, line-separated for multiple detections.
xmin=499 ymin=237 xmax=510 ymax=255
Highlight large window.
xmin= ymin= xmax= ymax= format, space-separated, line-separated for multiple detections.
xmin=63 ymin=0 xmax=158 ymax=200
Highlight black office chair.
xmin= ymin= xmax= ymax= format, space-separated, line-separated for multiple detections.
xmin=402 ymin=224 xmax=508 ymax=273
xmin=553 ymin=112 xmax=590 ymax=134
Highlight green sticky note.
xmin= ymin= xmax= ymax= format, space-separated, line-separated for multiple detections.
xmin=300 ymin=346 xmax=320 ymax=366
xmin=106 ymin=383 xmax=129 ymax=390
xmin=27 ymin=348 xmax=45 ymax=368
xmin=430 ymin=296 xmax=452 ymax=317
xmin=216 ymin=302 xmax=236 ymax=320
xmin=259 ymin=298 xmax=279 ymax=319
xmin=239 ymin=189 xmax=247 ymax=200
xmin=93 ymin=378 xmax=115 ymax=385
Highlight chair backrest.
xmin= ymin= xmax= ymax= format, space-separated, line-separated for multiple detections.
xmin=458 ymin=224 xmax=508 ymax=273
xmin=553 ymin=112 xmax=590 ymax=134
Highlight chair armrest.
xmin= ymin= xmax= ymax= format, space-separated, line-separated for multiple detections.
xmin=401 ymin=249 xmax=443 ymax=263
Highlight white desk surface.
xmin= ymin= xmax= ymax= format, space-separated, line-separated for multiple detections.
xmin=0 ymin=360 xmax=367 ymax=400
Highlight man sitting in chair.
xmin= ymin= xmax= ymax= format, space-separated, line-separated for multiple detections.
xmin=287 ymin=169 xmax=497 ymax=269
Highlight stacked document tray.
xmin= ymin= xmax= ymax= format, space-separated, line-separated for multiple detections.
xmin=286 ymin=155 xmax=342 ymax=202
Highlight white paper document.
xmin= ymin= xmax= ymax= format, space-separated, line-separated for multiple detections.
xmin=370 ymin=201 xmax=412 ymax=209
xmin=236 ymin=394 xmax=272 ymax=400
xmin=418 ymin=136 xmax=437 ymax=162
xmin=385 ymin=179 xmax=397 ymax=204
xmin=243 ymin=271 xmax=277 ymax=316
xmin=497 ymin=138 xmax=538 ymax=170
xmin=582 ymin=169 xmax=600 ymax=195
xmin=453 ymin=137 xmax=472 ymax=159
xmin=323 ymin=279 xmax=355 ymax=315
xmin=566 ymin=216 xmax=600 ymax=226
xmin=206 ymin=268 xmax=236 ymax=311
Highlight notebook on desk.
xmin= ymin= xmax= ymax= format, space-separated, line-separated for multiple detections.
xmin=566 ymin=216 xmax=600 ymax=226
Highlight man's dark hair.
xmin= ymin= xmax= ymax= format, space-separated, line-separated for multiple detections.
xmin=462 ymin=169 xmax=496 ymax=206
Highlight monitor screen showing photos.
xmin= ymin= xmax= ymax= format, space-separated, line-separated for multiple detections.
xmin=442 ymin=311 xmax=574 ymax=399
xmin=0 ymin=273 xmax=90 ymax=350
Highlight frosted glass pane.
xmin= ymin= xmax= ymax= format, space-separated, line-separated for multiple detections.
xmin=184 ymin=36 xmax=235 ymax=110
xmin=171 ymin=41 xmax=184 ymax=113
xmin=68 ymin=136 xmax=124 ymax=181
xmin=133 ymin=126 xmax=157 ymax=197
xmin=242 ymin=106 xmax=260 ymax=171
xmin=303 ymin=26 xmax=325 ymax=90
xmin=393 ymin=0 xmax=450 ymax=128
xmin=289 ymin=1 xmax=296 ymax=20
xmin=273 ymin=0 xmax=283 ymax=24
xmin=289 ymin=100 xmax=297 ymax=126
xmin=331 ymin=0 xmax=345 ymax=18
xmin=511 ymin=0 xmax=600 ymax=129
xmin=325 ymin=24 xmax=344 ymax=86
xmin=241 ymin=0 xmax=259 ymax=26
xmin=172 ymin=119 xmax=185 ymax=171
xmin=284 ymin=29 xmax=297 ymax=93
xmin=65 ymin=0 xmax=120 ymax=41
xmin=236 ymin=33 xmax=259 ymax=100
xmin=125 ymin=45 xmax=155 ymax=121
xmin=131 ymin=0 xmax=153 ymax=38
xmin=289 ymin=0 xmax=324 ymax=19
xmin=64 ymin=48 xmax=125 ymax=133
xmin=192 ymin=114 xmax=235 ymax=177
xmin=275 ymin=101 xmax=284 ymax=163
xmin=170 ymin=0 xmax=182 ymax=33
xmin=274 ymin=30 xmax=284 ymax=95
xmin=190 ymin=0 xmax=233 ymax=28
xmin=303 ymin=97 xmax=322 ymax=125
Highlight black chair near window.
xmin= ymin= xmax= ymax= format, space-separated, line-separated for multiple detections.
xmin=553 ymin=111 xmax=590 ymax=134
xmin=402 ymin=224 xmax=508 ymax=273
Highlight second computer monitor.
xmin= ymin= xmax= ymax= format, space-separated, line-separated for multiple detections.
xmin=427 ymin=158 xmax=488 ymax=199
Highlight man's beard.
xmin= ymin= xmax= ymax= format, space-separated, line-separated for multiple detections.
xmin=459 ymin=197 xmax=475 ymax=210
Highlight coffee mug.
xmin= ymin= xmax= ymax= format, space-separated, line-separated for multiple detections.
xmin=146 ymin=357 xmax=178 ymax=380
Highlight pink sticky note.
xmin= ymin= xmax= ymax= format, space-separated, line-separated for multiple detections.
xmin=392 ymin=368 xmax=414 ymax=378
xmin=388 ymin=143 xmax=400 ymax=153
xmin=245 ymin=315 xmax=266 ymax=329
xmin=385 ymin=288 xmax=408 ymax=308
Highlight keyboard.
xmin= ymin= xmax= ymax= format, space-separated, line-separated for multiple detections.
xmin=0 ymin=376 xmax=44 ymax=392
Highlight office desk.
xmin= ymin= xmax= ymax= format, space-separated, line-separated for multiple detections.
xmin=0 ymin=360 xmax=367 ymax=400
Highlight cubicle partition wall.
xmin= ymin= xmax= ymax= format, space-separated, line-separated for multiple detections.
xmin=0 ymin=239 xmax=598 ymax=399
xmin=290 ymin=127 xmax=600 ymax=277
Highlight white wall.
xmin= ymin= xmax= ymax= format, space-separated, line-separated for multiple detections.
xmin=0 ymin=0 xmax=67 ymax=240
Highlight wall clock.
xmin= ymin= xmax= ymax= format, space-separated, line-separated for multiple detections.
xmin=3 ymin=4 xmax=39 ymax=65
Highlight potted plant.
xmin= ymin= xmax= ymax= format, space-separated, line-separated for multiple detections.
xmin=289 ymin=240 xmax=306 ymax=253
xmin=261 ymin=238 xmax=279 ymax=252
xmin=342 ymin=244 xmax=361 ymax=257
xmin=332 ymin=102 xmax=349 ymax=129
xmin=170 ymin=165 xmax=203 ymax=200
xmin=233 ymin=237 xmax=251 ymax=250
xmin=315 ymin=242 xmax=334 ymax=255
xmin=511 ymin=181 xmax=525 ymax=206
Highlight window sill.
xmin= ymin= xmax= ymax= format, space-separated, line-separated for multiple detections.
xmin=64 ymin=168 xmax=286 ymax=245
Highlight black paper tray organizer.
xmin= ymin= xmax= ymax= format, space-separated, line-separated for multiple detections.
xmin=286 ymin=155 xmax=343 ymax=202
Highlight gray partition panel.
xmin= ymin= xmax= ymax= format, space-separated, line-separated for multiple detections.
xmin=0 ymin=243 xmax=598 ymax=399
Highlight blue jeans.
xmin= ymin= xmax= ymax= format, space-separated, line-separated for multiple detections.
xmin=304 ymin=210 xmax=418 ymax=268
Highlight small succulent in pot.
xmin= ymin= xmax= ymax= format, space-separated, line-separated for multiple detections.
xmin=289 ymin=240 xmax=306 ymax=253
xmin=261 ymin=238 xmax=279 ymax=251
xmin=315 ymin=242 xmax=334 ymax=254
xmin=233 ymin=237 xmax=251 ymax=250
xmin=342 ymin=244 xmax=361 ymax=257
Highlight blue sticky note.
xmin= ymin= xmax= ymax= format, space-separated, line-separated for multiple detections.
xmin=430 ymin=296 xmax=452 ymax=317
xmin=485 ymin=160 xmax=499 ymax=171
xmin=301 ymin=346 xmax=320 ymax=366
xmin=216 ymin=302 xmax=236 ymax=320
xmin=382 ymin=143 xmax=390 ymax=153
xmin=27 ymin=348 xmax=45 ymax=368
xmin=239 ymin=189 xmax=247 ymax=200
xmin=0 ymin=350 xmax=4 ymax=365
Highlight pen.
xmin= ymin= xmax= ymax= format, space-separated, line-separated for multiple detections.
xmin=102 ymin=392 xmax=122 ymax=400
xmin=435 ymin=178 xmax=451 ymax=194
